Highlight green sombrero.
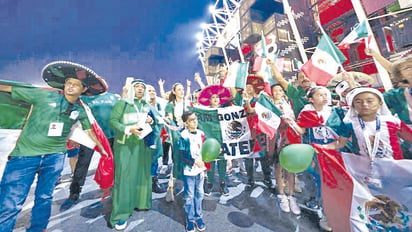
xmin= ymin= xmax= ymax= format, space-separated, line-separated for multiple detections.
xmin=41 ymin=61 xmax=108 ymax=96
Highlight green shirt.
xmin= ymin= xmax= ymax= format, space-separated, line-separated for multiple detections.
xmin=10 ymin=87 xmax=91 ymax=156
xmin=286 ymin=83 xmax=308 ymax=118
xmin=383 ymin=87 xmax=411 ymax=124
xmin=81 ymin=92 xmax=118 ymax=138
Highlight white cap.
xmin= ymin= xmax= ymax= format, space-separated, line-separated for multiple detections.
xmin=335 ymin=81 xmax=350 ymax=101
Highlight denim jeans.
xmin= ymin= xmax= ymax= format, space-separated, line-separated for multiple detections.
xmin=183 ymin=173 xmax=204 ymax=223
xmin=0 ymin=153 xmax=65 ymax=232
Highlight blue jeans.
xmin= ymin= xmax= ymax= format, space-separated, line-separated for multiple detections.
xmin=0 ymin=153 xmax=65 ymax=232
xmin=306 ymin=156 xmax=322 ymax=206
xmin=183 ymin=173 xmax=204 ymax=223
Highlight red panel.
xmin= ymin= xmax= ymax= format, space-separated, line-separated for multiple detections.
xmin=330 ymin=27 xmax=344 ymax=38
xmin=362 ymin=63 xmax=378 ymax=74
xmin=319 ymin=0 xmax=353 ymax=25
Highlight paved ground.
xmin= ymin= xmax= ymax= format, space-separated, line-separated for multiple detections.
xmin=13 ymin=154 xmax=325 ymax=232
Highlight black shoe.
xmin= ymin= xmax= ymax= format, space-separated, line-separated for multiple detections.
xmin=220 ymin=181 xmax=229 ymax=196
xmin=134 ymin=208 xmax=149 ymax=211
xmin=152 ymin=177 xmax=167 ymax=193
xmin=69 ymin=193 xmax=79 ymax=202
xmin=204 ymin=182 xmax=213 ymax=196
xmin=245 ymin=182 xmax=255 ymax=191
xmin=263 ymin=178 xmax=274 ymax=189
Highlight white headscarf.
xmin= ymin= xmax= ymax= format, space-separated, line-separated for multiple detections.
xmin=343 ymin=87 xmax=392 ymax=123
xmin=335 ymin=80 xmax=350 ymax=103
xmin=125 ymin=79 xmax=146 ymax=104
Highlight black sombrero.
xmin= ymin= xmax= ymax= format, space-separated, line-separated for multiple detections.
xmin=41 ymin=61 xmax=108 ymax=96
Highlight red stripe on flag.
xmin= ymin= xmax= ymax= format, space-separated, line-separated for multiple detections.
xmin=301 ymin=61 xmax=334 ymax=86
xmin=314 ymin=144 xmax=353 ymax=232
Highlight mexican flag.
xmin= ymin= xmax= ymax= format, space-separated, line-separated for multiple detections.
xmin=254 ymin=93 xmax=282 ymax=139
xmin=338 ymin=20 xmax=370 ymax=49
xmin=81 ymin=102 xmax=114 ymax=190
xmin=314 ymin=144 xmax=412 ymax=232
xmin=301 ymin=34 xmax=347 ymax=86
xmin=222 ymin=62 xmax=249 ymax=89
xmin=252 ymin=32 xmax=278 ymax=94
xmin=189 ymin=105 xmax=254 ymax=159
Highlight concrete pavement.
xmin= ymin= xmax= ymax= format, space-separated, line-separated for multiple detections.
xmin=13 ymin=155 xmax=324 ymax=232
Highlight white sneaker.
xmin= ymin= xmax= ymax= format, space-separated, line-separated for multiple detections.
xmin=288 ymin=196 xmax=301 ymax=215
xmin=277 ymin=194 xmax=290 ymax=213
xmin=319 ymin=217 xmax=332 ymax=231
xmin=159 ymin=165 xmax=168 ymax=175
xmin=114 ymin=221 xmax=127 ymax=231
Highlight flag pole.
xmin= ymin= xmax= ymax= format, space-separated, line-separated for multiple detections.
xmin=350 ymin=0 xmax=392 ymax=91
xmin=316 ymin=21 xmax=345 ymax=72
xmin=282 ymin=0 xmax=308 ymax=63
xmin=235 ymin=32 xmax=245 ymax=63
xmin=221 ymin=47 xmax=230 ymax=66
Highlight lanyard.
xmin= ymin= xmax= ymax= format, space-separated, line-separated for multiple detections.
xmin=358 ymin=116 xmax=381 ymax=160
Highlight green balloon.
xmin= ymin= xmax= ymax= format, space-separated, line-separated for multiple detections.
xmin=201 ymin=138 xmax=221 ymax=162
xmin=279 ymin=144 xmax=314 ymax=173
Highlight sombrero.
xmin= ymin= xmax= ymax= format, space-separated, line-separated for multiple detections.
xmin=328 ymin=71 xmax=375 ymax=88
xmin=198 ymin=85 xmax=231 ymax=107
xmin=246 ymin=74 xmax=265 ymax=93
xmin=41 ymin=61 xmax=108 ymax=96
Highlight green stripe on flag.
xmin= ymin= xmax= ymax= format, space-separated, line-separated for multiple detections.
xmin=257 ymin=94 xmax=282 ymax=117
xmin=189 ymin=106 xmax=222 ymax=142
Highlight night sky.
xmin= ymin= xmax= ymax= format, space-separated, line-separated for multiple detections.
xmin=0 ymin=0 xmax=214 ymax=93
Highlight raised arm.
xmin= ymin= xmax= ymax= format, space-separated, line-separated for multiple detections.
xmin=185 ymin=79 xmax=192 ymax=100
xmin=194 ymin=72 xmax=206 ymax=89
xmin=266 ymin=58 xmax=288 ymax=90
xmin=365 ymin=48 xmax=392 ymax=72
xmin=157 ymin=79 xmax=167 ymax=99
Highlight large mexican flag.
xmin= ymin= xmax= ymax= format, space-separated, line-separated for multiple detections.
xmin=314 ymin=144 xmax=412 ymax=231
xmin=190 ymin=105 xmax=257 ymax=159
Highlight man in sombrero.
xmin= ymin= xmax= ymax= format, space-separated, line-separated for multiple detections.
xmin=0 ymin=61 xmax=109 ymax=232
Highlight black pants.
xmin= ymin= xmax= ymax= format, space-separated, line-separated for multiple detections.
xmin=69 ymin=138 xmax=114 ymax=195
xmin=162 ymin=141 xmax=171 ymax=165
xmin=244 ymin=155 xmax=272 ymax=184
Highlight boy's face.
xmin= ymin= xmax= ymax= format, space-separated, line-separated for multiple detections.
xmin=353 ymin=92 xmax=382 ymax=118
xmin=64 ymin=78 xmax=87 ymax=97
xmin=184 ymin=114 xmax=198 ymax=131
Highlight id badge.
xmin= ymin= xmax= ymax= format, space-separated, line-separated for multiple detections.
xmin=48 ymin=122 xmax=64 ymax=136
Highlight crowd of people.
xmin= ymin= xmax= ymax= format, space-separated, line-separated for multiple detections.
xmin=0 ymin=48 xmax=411 ymax=232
